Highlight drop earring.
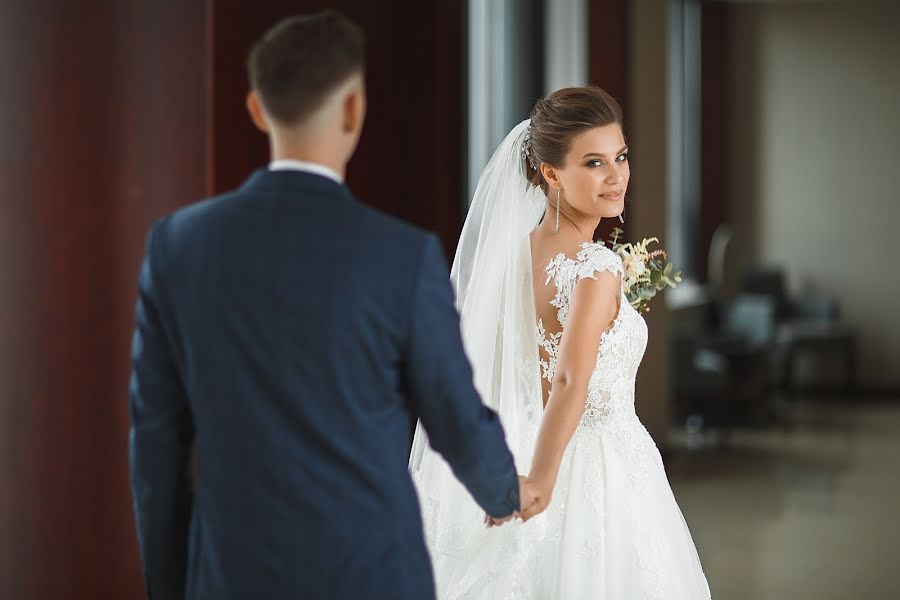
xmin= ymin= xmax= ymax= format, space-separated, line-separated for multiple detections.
xmin=619 ymin=213 xmax=625 ymax=224
xmin=555 ymin=188 xmax=561 ymax=234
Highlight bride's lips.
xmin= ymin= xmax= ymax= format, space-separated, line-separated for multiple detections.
xmin=599 ymin=191 xmax=624 ymax=201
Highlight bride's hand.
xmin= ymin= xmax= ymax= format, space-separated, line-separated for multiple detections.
xmin=518 ymin=476 xmax=552 ymax=522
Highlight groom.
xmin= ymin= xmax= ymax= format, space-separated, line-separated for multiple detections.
xmin=129 ymin=11 xmax=535 ymax=600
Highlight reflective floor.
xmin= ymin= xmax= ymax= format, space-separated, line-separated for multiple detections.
xmin=667 ymin=397 xmax=900 ymax=600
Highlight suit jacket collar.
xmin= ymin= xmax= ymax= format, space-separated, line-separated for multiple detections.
xmin=239 ymin=168 xmax=352 ymax=201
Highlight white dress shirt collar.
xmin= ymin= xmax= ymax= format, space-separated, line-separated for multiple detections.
xmin=268 ymin=159 xmax=343 ymax=184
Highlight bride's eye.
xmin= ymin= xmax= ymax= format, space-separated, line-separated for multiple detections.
xmin=615 ymin=153 xmax=628 ymax=163
xmin=587 ymin=159 xmax=604 ymax=168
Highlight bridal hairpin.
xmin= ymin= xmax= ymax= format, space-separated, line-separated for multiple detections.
xmin=522 ymin=129 xmax=538 ymax=170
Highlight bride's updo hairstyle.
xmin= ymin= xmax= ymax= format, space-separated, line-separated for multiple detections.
xmin=523 ymin=86 xmax=623 ymax=195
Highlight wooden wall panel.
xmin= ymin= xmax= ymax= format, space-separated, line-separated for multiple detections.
xmin=0 ymin=2 xmax=209 ymax=598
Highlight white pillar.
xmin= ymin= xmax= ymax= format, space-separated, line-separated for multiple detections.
xmin=544 ymin=0 xmax=588 ymax=93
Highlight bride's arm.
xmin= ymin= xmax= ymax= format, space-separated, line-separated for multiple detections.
xmin=521 ymin=270 xmax=621 ymax=520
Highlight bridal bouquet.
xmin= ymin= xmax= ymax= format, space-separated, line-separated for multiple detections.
xmin=606 ymin=227 xmax=682 ymax=313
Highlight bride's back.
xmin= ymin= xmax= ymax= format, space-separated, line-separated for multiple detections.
xmin=530 ymin=229 xmax=591 ymax=405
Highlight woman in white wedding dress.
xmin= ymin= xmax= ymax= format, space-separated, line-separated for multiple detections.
xmin=410 ymin=87 xmax=710 ymax=599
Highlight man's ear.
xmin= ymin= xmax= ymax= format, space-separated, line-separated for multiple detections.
xmin=246 ymin=90 xmax=270 ymax=134
xmin=341 ymin=82 xmax=366 ymax=134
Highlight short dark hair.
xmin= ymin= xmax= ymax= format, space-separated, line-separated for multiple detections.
xmin=247 ymin=11 xmax=365 ymax=126
xmin=525 ymin=86 xmax=624 ymax=194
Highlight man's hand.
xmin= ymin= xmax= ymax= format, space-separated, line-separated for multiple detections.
xmin=484 ymin=512 xmax=516 ymax=527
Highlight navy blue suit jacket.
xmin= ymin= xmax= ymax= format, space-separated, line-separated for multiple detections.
xmin=128 ymin=169 xmax=520 ymax=600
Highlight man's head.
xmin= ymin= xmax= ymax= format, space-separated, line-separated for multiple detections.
xmin=245 ymin=12 xmax=366 ymax=169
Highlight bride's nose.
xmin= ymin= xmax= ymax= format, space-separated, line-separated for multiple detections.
xmin=604 ymin=167 xmax=625 ymax=185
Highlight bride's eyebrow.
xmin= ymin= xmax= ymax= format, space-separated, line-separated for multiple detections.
xmin=581 ymin=145 xmax=629 ymax=159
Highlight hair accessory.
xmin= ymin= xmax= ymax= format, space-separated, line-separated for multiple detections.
xmin=522 ymin=129 xmax=539 ymax=170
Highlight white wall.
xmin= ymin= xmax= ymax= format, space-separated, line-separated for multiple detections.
xmin=727 ymin=2 xmax=900 ymax=387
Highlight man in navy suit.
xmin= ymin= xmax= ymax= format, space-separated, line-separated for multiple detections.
xmin=129 ymin=11 xmax=535 ymax=600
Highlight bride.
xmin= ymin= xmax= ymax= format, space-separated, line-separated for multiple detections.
xmin=409 ymin=86 xmax=711 ymax=599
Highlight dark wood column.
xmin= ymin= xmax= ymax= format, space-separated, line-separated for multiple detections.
xmin=699 ymin=2 xmax=730 ymax=281
xmin=0 ymin=2 xmax=210 ymax=598
xmin=588 ymin=0 xmax=630 ymax=243
xmin=588 ymin=0 xmax=629 ymax=103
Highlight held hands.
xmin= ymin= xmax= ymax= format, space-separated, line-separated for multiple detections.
xmin=484 ymin=476 xmax=552 ymax=528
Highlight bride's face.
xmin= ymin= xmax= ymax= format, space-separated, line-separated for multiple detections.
xmin=550 ymin=124 xmax=629 ymax=220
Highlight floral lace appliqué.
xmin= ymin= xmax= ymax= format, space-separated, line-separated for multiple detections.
xmin=537 ymin=241 xmax=658 ymax=490
xmin=544 ymin=242 xmax=625 ymax=326
xmin=536 ymin=319 xmax=562 ymax=382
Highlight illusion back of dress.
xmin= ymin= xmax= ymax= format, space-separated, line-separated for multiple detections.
xmin=537 ymin=242 xmax=648 ymax=430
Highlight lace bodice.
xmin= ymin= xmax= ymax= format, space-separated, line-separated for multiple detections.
xmin=537 ymin=242 xmax=649 ymax=434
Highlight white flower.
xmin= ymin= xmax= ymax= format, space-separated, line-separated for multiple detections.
xmin=625 ymin=254 xmax=646 ymax=278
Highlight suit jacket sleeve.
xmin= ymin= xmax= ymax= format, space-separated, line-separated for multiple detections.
xmin=404 ymin=235 xmax=520 ymax=517
xmin=129 ymin=219 xmax=195 ymax=600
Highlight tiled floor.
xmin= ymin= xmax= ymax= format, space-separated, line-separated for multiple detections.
xmin=667 ymin=397 xmax=900 ymax=600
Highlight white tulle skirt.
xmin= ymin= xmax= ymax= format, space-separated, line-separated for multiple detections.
xmin=415 ymin=416 xmax=711 ymax=600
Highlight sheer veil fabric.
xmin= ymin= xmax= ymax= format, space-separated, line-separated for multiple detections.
xmin=408 ymin=120 xmax=552 ymax=596
xmin=409 ymin=119 xmax=544 ymax=477
xmin=409 ymin=120 xmax=546 ymax=599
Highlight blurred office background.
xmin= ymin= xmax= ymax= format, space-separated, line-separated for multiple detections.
xmin=1 ymin=0 xmax=898 ymax=598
